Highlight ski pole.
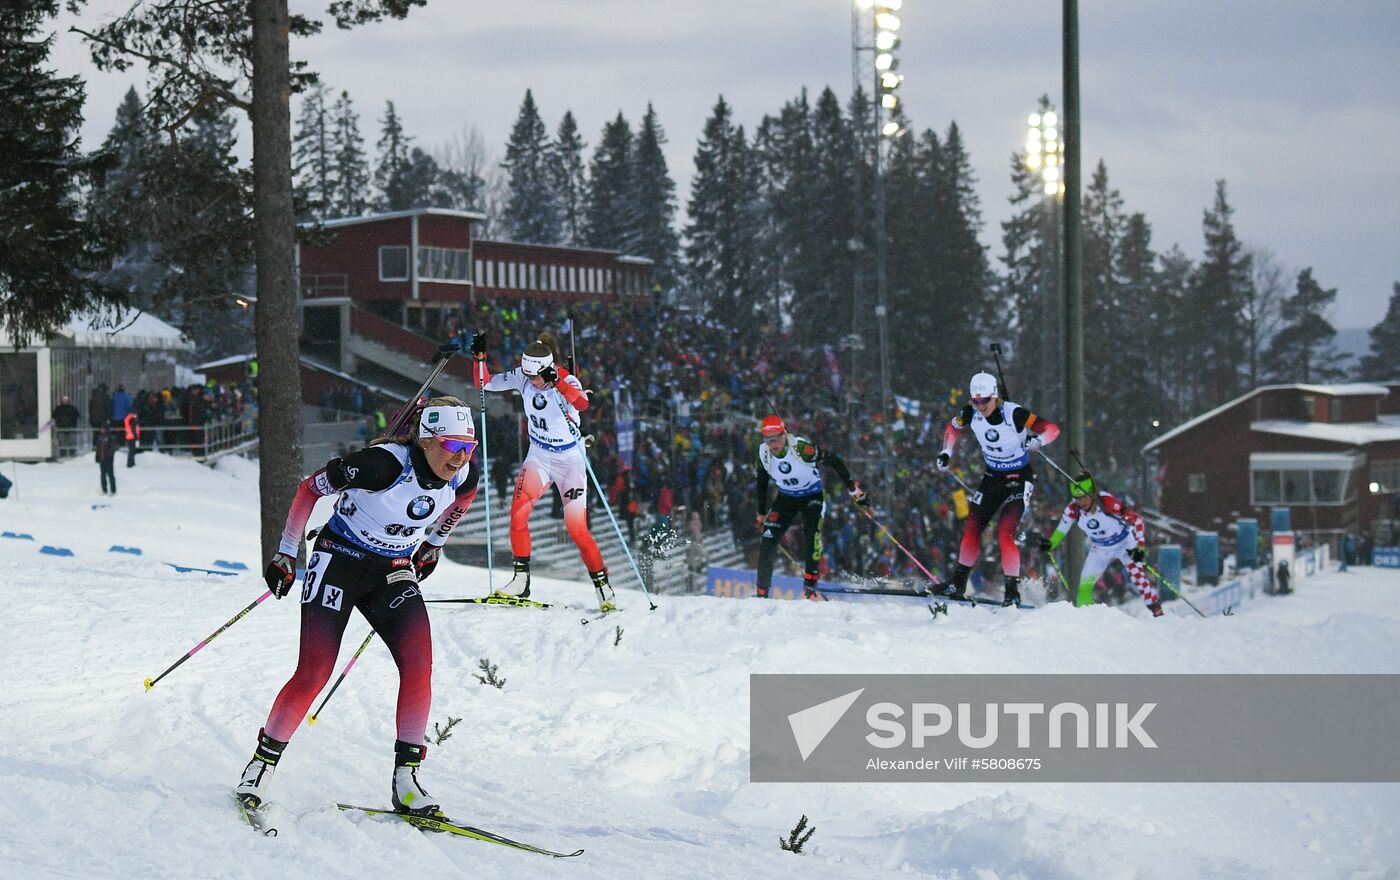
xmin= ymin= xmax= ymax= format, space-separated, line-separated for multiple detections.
xmin=385 ymin=343 xmax=459 ymax=438
xmin=144 ymin=590 xmax=273 ymax=691
xmin=476 ymin=349 xmax=494 ymax=595
xmin=555 ymin=398 xmax=658 ymax=610
xmin=989 ymin=342 xmax=1011 ymax=399
xmin=307 ymin=630 xmax=376 ymax=725
xmin=1142 ymin=560 xmax=1208 ymax=618
xmin=859 ymin=508 xmax=942 ymax=589
xmin=1036 ymin=448 xmax=1076 ymax=482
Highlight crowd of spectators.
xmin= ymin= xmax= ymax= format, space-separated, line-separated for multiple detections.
xmin=448 ymin=298 xmax=1081 ymax=598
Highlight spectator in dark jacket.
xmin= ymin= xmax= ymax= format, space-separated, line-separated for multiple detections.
xmin=88 ymin=383 xmax=112 ymax=428
xmin=52 ymin=395 xmax=79 ymax=457
xmin=95 ymin=425 xmax=117 ymax=495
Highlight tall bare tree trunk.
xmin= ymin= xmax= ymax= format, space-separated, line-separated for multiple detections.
xmin=251 ymin=0 xmax=303 ymax=561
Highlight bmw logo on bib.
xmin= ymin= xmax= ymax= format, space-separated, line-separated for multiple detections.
xmin=407 ymin=495 xmax=436 ymax=520
xmin=1087 ymin=518 xmax=1100 ymax=530
xmin=778 ymin=461 xmax=792 ymax=474
xmin=532 ymin=393 xmax=548 ymax=410
xmin=985 ymin=428 xmax=1000 ymax=442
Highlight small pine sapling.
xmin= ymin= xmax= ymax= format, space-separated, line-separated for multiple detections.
xmin=779 ymin=814 xmax=815 ymax=853
xmin=430 ymin=715 xmax=462 ymax=745
xmin=474 ymin=658 xmax=506 ymax=689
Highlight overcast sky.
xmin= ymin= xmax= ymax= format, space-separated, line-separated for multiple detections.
xmin=53 ymin=0 xmax=1400 ymax=329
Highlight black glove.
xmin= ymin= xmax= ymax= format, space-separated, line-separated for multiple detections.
xmin=1130 ymin=545 xmax=1147 ymax=563
xmin=537 ymin=364 xmax=558 ymax=386
xmin=264 ymin=552 xmax=297 ymax=599
xmin=936 ymin=452 xmax=951 ymax=472
xmin=413 ymin=543 xmax=441 ymax=581
xmin=1038 ymin=535 xmax=1053 ymax=552
xmin=469 ymin=332 xmax=488 ymax=361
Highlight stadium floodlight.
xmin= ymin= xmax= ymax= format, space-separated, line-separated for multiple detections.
xmin=875 ymin=52 xmax=894 ymax=70
xmin=882 ymin=120 xmax=902 ymax=137
xmin=856 ymin=0 xmax=874 ymax=8
xmin=880 ymin=71 xmax=902 ymax=89
xmin=881 ymin=93 xmax=898 ymax=110
xmin=876 ymin=12 xmax=900 ymax=30
xmin=1026 ymin=104 xmax=1065 ymax=197
xmin=875 ymin=30 xmax=898 ymax=50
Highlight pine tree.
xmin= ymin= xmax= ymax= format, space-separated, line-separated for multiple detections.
xmin=752 ymin=90 xmax=820 ymax=332
xmin=1118 ymin=213 xmax=1171 ymax=454
xmin=685 ymin=96 xmax=762 ymax=324
xmin=292 ymin=84 xmax=334 ymax=219
xmin=1264 ymin=268 xmax=1347 ymax=383
xmin=1155 ymin=245 xmax=1196 ymax=419
xmin=1242 ymin=245 xmax=1290 ymax=389
xmin=501 ymin=89 xmax=561 ymax=244
xmin=1186 ymin=180 xmax=1253 ymax=408
xmin=1359 ymin=283 xmax=1400 ymax=380
xmin=0 ymin=0 xmax=119 ymax=340
xmin=585 ymin=112 xmax=635 ymax=251
xmin=551 ymin=111 xmax=587 ymax=246
xmin=628 ymin=102 xmax=680 ymax=290
xmin=330 ymin=91 xmax=370 ymax=216
xmin=87 ymin=86 xmax=161 ymax=293
xmin=374 ymin=100 xmax=413 ymax=211
xmin=801 ymin=87 xmax=856 ymax=344
xmin=1080 ymin=161 xmax=1128 ymax=463
xmin=927 ymin=121 xmax=993 ymax=389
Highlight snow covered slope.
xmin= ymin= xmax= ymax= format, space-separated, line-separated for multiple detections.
xmin=1 ymin=454 xmax=1398 ymax=879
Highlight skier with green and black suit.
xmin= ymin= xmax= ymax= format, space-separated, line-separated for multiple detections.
xmin=754 ymin=415 xmax=869 ymax=599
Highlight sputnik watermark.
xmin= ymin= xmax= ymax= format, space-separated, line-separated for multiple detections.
xmin=753 ymin=674 xmax=1400 ymax=783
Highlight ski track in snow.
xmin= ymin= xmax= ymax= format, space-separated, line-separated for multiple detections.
xmin=1 ymin=453 xmax=1398 ymax=879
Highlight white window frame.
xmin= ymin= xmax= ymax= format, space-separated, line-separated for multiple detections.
xmin=1249 ymin=452 xmax=1362 ymax=507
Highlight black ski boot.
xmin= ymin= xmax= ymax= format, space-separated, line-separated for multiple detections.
xmin=803 ymin=573 xmax=823 ymax=600
xmin=755 ymin=585 xmax=770 ymax=598
xmin=392 ymin=740 xmax=443 ymax=816
xmin=1002 ymin=576 xmax=1022 ymax=607
xmin=1147 ymin=600 xmax=1164 ymax=618
xmin=936 ymin=563 xmax=972 ymax=600
xmin=495 ymin=556 xmax=531 ymax=598
xmin=234 ymin=728 xmax=288 ymax=809
xmin=590 ymin=569 xmax=617 ymax=612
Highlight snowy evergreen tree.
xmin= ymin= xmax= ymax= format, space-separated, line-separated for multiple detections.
xmin=330 ymin=91 xmax=371 ymax=216
xmin=87 ymin=86 xmax=161 ymax=296
xmin=753 ymin=90 xmax=820 ymax=331
xmin=685 ymin=96 xmax=762 ymax=325
xmin=628 ymin=103 xmax=680 ymax=290
xmin=585 ymin=112 xmax=635 ymax=251
xmin=1358 ymin=283 xmax=1400 ymax=381
xmin=1154 ymin=245 xmax=1197 ymax=420
xmin=1080 ymin=161 xmax=1128 ymax=463
xmin=292 ymin=84 xmax=334 ymax=220
xmin=551 ymin=111 xmax=587 ymax=246
xmin=374 ymin=100 xmax=413 ymax=211
xmin=1264 ymin=268 xmax=1348 ymax=383
xmin=799 ymin=88 xmax=856 ymax=344
xmin=927 ymin=121 xmax=994 ymax=387
xmin=0 ymin=0 xmax=118 ymax=340
xmin=501 ymin=89 xmax=561 ymax=244
xmin=1118 ymin=213 xmax=1171 ymax=458
xmin=1186 ymin=180 xmax=1253 ymax=408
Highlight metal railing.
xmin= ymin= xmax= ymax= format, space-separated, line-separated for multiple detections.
xmin=51 ymin=420 xmax=258 ymax=463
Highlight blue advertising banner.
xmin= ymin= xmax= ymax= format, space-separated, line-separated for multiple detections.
xmin=1374 ymin=547 xmax=1400 ymax=568
xmin=706 ymin=567 xmax=928 ymax=603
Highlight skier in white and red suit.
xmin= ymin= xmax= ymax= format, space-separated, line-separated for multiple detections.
xmin=472 ymin=331 xmax=616 ymax=611
xmin=935 ymin=371 xmax=1060 ymax=606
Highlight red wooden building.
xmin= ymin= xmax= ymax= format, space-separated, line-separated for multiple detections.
xmin=1142 ymin=382 xmax=1400 ymax=545
xmin=293 ymin=207 xmax=653 ymax=395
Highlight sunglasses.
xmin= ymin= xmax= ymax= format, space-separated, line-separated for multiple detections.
xmin=437 ymin=437 xmax=477 ymax=456
xmin=970 ymin=396 xmax=995 ymax=405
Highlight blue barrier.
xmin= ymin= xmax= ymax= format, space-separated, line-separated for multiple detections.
xmin=2 ymin=531 xmax=34 ymax=541
xmin=164 ymin=563 xmax=239 ymax=577
xmin=1236 ymin=519 xmax=1258 ymax=569
xmin=213 ymin=560 xmax=249 ymax=571
xmin=1375 ymin=547 xmax=1400 ymax=568
xmin=109 ymin=545 xmax=143 ymax=555
xmin=90 ymin=504 xmax=111 ymax=511
xmin=1195 ymin=533 xmax=1221 ymax=585
xmin=1271 ymin=508 xmax=1291 ymax=532
xmin=39 ymin=546 xmax=75 ymax=557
